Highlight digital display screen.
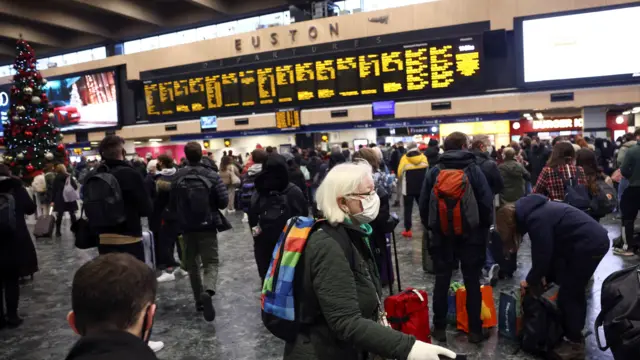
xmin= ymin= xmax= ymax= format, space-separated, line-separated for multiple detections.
xmin=372 ymin=100 xmax=395 ymax=118
xmin=520 ymin=5 xmax=640 ymax=84
xmin=143 ymin=35 xmax=483 ymax=118
xmin=44 ymin=70 xmax=119 ymax=132
xmin=200 ymin=115 xmax=217 ymax=130
xmin=276 ymin=109 xmax=300 ymax=129
xmin=0 ymin=84 xmax=10 ymax=137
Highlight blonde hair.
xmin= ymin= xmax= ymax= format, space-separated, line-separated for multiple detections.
xmin=315 ymin=162 xmax=373 ymax=225
xmin=353 ymin=148 xmax=380 ymax=170
xmin=55 ymin=164 xmax=67 ymax=175
xmin=503 ymin=147 xmax=516 ymax=160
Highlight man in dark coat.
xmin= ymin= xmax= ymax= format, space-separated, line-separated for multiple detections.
xmin=389 ymin=142 xmax=406 ymax=206
xmin=524 ymin=137 xmax=551 ymax=185
xmin=470 ymin=138 xmax=504 ymax=195
xmin=171 ymin=142 xmax=228 ymax=322
xmin=423 ymin=139 xmax=440 ymax=166
xmin=419 ymin=131 xmax=494 ymax=344
xmin=65 ymin=253 xmax=159 ymax=360
xmin=248 ymin=154 xmax=308 ymax=281
xmin=496 ymin=195 xmax=609 ymax=359
xmin=49 ymin=165 xmax=79 ymax=237
xmin=0 ymin=164 xmax=36 ymax=328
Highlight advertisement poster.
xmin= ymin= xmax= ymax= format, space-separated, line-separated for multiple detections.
xmin=0 ymin=84 xmax=10 ymax=137
xmin=42 ymin=70 xmax=119 ymax=131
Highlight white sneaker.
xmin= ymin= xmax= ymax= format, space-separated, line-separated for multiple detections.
xmin=175 ymin=268 xmax=189 ymax=277
xmin=148 ymin=340 xmax=164 ymax=352
xmin=157 ymin=271 xmax=176 ymax=283
xmin=227 ymin=209 xmax=235 ymax=214
xmin=485 ymin=264 xmax=500 ymax=286
xmin=242 ymin=213 xmax=249 ymax=223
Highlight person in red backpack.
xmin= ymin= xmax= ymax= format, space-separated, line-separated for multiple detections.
xmin=418 ymin=131 xmax=494 ymax=344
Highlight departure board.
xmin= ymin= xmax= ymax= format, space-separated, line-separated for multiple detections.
xmin=276 ymin=109 xmax=300 ymax=129
xmin=257 ymin=67 xmax=276 ymax=105
xmin=315 ymin=59 xmax=336 ymax=99
xmin=276 ymin=65 xmax=296 ymax=103
xmin=143 ymin=34 xmax=484 ymax=118
xmin=239 ymin=70 xmax=258 ymax=107
xmin=336 ymin=56 xmax=359 ymax=97
xmin=295 ymin=62 xmax=315 ymax=101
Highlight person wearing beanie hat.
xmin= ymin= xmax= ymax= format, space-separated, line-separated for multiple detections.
xmin=424 ymin=139 xmax=441 ymax=166
xmin=397 ymin=142 xmax=429 ymax=237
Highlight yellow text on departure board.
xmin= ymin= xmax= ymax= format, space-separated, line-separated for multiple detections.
xmin=257 ymin=68 xmax=276 ymax=105
xmin=239 ymin=70 xmax=257 ymax=106
xmin=359 ymin=54 xmax=380 ymax=95
xmin=276 ymin=110 xmax=300 ymax=129
xmin=205 ymin=75 xmax=223 ymax=109
xmin=381 ymin=51 xmax=404 ymax=93
xmin=276 ymin=65 xmax=295 ymax=103
xmin=158 ymin=82 xmax=175 ymax=115
xmin=189 ymin=77 xmax=205 ymax=112
xmin=430 ymin=45 xmax=454 ymax=89
xmin=337 ymin=57 xmax=359 ymax=97
xmin=456 ymin=49 xmax=480 ymax=77
xmin=295 ymin=62 xmax=315 ymax=101
xmin=222 ymin=73 xmax=239 ymax=107
xmin=315 ymin=59 xmax=336 ymax=99
xmin=405 ymin=47 xmax=429 ymax=91
xmin=144 ymin=83 xmax=159 ymax=116
xmin=173 ymin=79 xmax=190 ymax=113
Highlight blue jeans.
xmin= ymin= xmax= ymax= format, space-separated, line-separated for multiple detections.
xmin=618 ymin=177 xmax=629 ymax=210
xmin=525 ymin=181 xmax=532 ymax=195
xmin=484 ymin=247 xmax=496 ymax=271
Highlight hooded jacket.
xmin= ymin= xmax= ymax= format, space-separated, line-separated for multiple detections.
xmin=397 ymin=150 xmax=428 ymax=196
xmin=0 ymin=176 xmax=37 ymax=274
xmin=239 ymin=163 xmax=263 ymax=212
xmin=515 ymin=194 xmax=609 ymax=286
xmin=620 ymin=141 xmax=640 ymax=187
xmin=153 ymin=168 xmax=178 ymax=222
xmin=65 ymin=331 xmax=158 ymax=360
xmin=498 ymin=159 xmax=530 ymax=204
xmin=419 ymin=150 xmax=493 ymax=245
xmin=618 ymin=140 xmax=638 ymax=168
xmin=423 ymin=143 xmax=440 ymax=167
xmin=471 ymin=149 xmax=504 ymax=195
xmin=525 ymin=144 xmax=551 ymax=185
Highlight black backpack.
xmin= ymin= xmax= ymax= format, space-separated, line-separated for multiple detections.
xmin=521 ymin=285 xmax=564 ymax=357
xmin=0 ymin=192 xmax=16 ymax=234
xmin=175 ymin=169 xmax=213 ymax=231
xmin=253 ymin=187 xmax=291 ymax=239
xmin=556 ymin=167 xmax=591 ymax=211
xmin=590 ymin=179 xmax=617 ymax=217
xmin=82 ymin=164 xmax=126 ymax=228
xmin=595 ymin=265 xmax=640 ymax=359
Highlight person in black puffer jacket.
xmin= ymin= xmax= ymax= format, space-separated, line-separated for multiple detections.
xmin=470 ymin=137 xmax=504 ymax=195
xmin=0 ymin=164 xmax=37 ymax=328
xmin=423 ymin=139 xmax=440 ymax=167
xmin=248 ymin=154 xmax=308 ymax=281
xmin=239 ymin=149 xmax=268 ymax=223
xmin=282 ymin=152 xmax=308 ymax=200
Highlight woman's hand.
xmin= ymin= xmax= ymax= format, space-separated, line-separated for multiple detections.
xmin=407 ymin=340 xmax=456 ymax=360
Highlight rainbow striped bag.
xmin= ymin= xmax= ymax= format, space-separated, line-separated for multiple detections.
xmin=261 ymin=216 xmax=323 ymax=341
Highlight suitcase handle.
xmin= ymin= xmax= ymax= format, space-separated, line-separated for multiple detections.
xmin=594 ymin=312 xmax=609 ymax=351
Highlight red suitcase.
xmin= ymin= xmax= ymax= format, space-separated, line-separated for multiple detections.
xmin=384 ymin=288 xmax=431 ymax=343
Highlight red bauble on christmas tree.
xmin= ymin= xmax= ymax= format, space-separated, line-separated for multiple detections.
xmin=2 ymin=39 xmax=65 ymax=177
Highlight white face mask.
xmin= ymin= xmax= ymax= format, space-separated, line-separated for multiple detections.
xmin=352 ymin=192 xmax=380 ymax=224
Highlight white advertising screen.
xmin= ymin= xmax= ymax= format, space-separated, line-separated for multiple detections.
xmin=522 ymin=6 xmax=640 ymax=83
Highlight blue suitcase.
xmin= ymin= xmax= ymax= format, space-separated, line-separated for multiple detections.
xmin=142 ymin=230 xmax=156 ymax=269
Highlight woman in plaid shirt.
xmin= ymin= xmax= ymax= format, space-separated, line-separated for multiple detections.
xmin=533 ymin=142 xmax=588 ymax=201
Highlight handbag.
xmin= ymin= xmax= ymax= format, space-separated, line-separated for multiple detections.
xmin=231 ymin=171 xmax=241 ymax=185
xmin=72 ymin=208 xmax=99 ymax=249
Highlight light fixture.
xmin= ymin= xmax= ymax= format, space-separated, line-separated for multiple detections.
xmin=633 ymin=107 xmax=640 ymax=114
xmin=523 ymin=113 xmax=531 ymax=118
xmin=134 ymin=141 xmax=142 ymax=145
xmin=623 ymin=111 xmax=632 ymax=115
xmin=512 ymin=122 xmax=521 ymax=130
xmin=148 ymin=138 xmax=163 ymax=142
xmin=430 ymin=126 xmax=438 ymax=133
xmin=616 ymin=116 xmax=625 ymax=125
xmin=535 ymin=112 xmax=544 ymax=120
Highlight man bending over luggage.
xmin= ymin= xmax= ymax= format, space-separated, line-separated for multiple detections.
xmin=65 ymin=253 xmax=158 ymax=360
xmin=496 ymin=194 xmax=609 ymax=359
xmin=419 ymin=131 xmax=494 ymax=343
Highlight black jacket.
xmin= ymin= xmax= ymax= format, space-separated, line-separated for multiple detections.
xmin=424 ymin=145 xmax=440 ymax=166
xmin=65 ymin=330 xmax=158 ymax=360
xmin=0 ymin=176 xmax=37 ymax=274
xmin=153 ymin=168 xmax=179 ymax=223
xmin=172 ymin=163 xmax=228 ymax=232
xmin=288 ymin=166 xmax=308 ymax=199
xmin=50 ymin=173 xmax=79 ymax=213
xmin=93 ymin=160 xmax=152 ymax=238
xmin=389 ymin=146 xmax=406 ymax=175
xmin=471 ymin=149 xmax=504 ymax=195
xmin=419 ymin=150 xmax=494 ymax=245
xmin=515 ymin=194 xmax=609 ymax=286
xmin=525 ymin=144 xmax=551 ymax=185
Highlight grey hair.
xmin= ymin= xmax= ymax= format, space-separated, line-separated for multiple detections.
xmin=315 ymin=162 xmax=373 ymax=225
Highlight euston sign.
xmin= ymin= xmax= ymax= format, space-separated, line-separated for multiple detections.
xmin=532 ymin=118 xmax=584 ymax=130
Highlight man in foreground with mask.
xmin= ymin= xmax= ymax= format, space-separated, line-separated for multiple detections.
xmin=64 ymin=253 xmax=159 ymax=360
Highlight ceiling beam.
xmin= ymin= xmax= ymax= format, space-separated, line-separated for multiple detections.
xmin=185 ymin=0 xmax=229 ymax=13
xmin=0 ymin=43 xmax=14 ymax=57
xmin=69 ymin=0 xmax=164 ymax=26
xmin=0 ymin=23 xmax=63 ymax=48
xmin=0 ymin=0 xmax=112 ymax=38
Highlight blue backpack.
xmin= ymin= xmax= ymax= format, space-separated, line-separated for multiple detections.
xmin=556 ymin=167 xmax=591 ymax=211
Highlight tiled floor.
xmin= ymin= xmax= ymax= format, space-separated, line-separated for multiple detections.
xmin=0 ymin=207 xmax=635 ymax=360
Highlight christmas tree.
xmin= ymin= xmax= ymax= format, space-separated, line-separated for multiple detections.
xmin=2 ymin=39 xmax=65 ymax=177
xmin=69 ymin=83 xmax=82 ymax=108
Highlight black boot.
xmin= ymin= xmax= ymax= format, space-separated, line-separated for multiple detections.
xmin=551 ymin=339 xmax=586 ymax=360
xmin=431 ymin=327 xmax=447 ymax=342
xmin=468 ymin=328 xmax=490 ymax=344
xmin=6 ymin=315 xmax=23 ymax=328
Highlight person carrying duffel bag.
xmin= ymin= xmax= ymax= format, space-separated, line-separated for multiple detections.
xmin=594 ymin=265 xmax=640 ymax=360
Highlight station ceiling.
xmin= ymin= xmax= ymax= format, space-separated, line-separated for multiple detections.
xmin=0 ymin=0 xmax=287 ymax=62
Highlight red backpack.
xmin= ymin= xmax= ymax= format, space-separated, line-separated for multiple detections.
xmin=427 ymin=166 xmax=480 ymax=236
xmin=384 ymin=288 xmax=431 ymax=343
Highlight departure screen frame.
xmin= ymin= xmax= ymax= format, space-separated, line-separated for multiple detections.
xmin=514 ymin=3 xmax=640 ymax=90
xmin=142 ymin=34 xmax=485 ymax=121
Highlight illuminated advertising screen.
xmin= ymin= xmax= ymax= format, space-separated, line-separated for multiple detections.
xmin=0 ymin=84 xmax=10 ymax=137
xmin=42 ymin=70 xmax=119 ymax=132
xmin=517 ymin=4 xmax=640 ymax=87
xmin=200 ymin=115 xmax=217 ymax=130
xmin=143 ymin=34 xmax=483 ymax=119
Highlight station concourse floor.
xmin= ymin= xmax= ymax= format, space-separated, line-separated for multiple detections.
xmin=0 ymin=206 xmax=634 ymax=360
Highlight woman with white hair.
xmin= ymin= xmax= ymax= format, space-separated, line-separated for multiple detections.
xmin=283 ymin=162 xmax=455 ymax=360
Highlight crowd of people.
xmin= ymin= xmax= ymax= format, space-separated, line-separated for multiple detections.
xmin=0 ymin=129 xmax=638 ymax=360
